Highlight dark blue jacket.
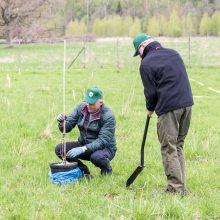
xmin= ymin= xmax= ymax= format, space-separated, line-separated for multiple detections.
xmin=59 ymin=103 xmax=116 ymax=153
xmin=140 ymin=41 xmax=193 ymax=116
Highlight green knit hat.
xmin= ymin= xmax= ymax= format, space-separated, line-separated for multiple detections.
xmin=84 ymin=87 xmax=103 ymax=104
xmin=133 ymin=34 xmax=152 ymax=56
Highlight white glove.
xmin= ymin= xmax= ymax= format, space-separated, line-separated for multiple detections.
xmin=67 ymin=146 xmax=87 ymax=158
xmin=57 ymin=113 xmax=65 ymax=123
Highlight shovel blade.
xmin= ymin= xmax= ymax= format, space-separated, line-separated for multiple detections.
xmin=126 ymin=166 xmax=144 ymax=187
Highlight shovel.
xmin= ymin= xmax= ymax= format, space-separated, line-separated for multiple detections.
xmin=126 ymin=116 xmax=150 ymax=187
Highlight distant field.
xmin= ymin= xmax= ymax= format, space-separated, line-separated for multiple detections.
xmin=0 ymin=38 xmax=220 ymax=219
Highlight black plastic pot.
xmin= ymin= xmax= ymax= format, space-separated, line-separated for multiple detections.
xmin=50 ymin=162 xmax=78 ymax=174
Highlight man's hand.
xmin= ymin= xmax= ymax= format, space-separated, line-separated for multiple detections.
xmin=67 ymin=146 xmax=87 ymax=158
xmin=57 ymin=113 xmax=65 ymax=123
xmin=147 ymin=110 xmax=154 ymax=117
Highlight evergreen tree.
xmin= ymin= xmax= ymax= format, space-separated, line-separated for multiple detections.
xmin=182 ymin=14 xmax=196 ymax=36
xmin=167 ymin=9 xmax=182 ymax=37
xmin=147 ymin=16 xmax=160 ymax=36
xmin=199 ymin=13 xmax=212 ymax=36
xmin=211 ymin=11 xmax=220 ymax=36
xmin=65 ymin=19 xmax=86 ymax=36
xmin=92 ymin=18 xmax=101 ymax=36
xmin=129 ymin=17 xmax=141 ymax=37
xmin=116 ymin=1 xmax=123 ymax=16
xmin=122 ymin=16 xmax=133 ymax=36
xmin=102 ymin=17 xmax=109 ymax=36
xmin=111 ymin=15 xmax=123 ymax=36
xmin=158 ymin=15 xmax=168 ymax=36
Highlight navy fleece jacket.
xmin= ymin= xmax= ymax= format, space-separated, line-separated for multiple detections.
xmin=139 ymin=41 xmax=193 ymax=116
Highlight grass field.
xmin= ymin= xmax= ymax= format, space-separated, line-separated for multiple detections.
xmin=0 ymin=38 xmax=220 ymax=219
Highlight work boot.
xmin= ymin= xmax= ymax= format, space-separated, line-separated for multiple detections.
xmin=164 ymin=187 xmax=187 ymax=196
xmin=101 ymin=168 xmax=112 ymax=176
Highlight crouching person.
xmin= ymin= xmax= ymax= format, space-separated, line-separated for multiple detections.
xmin=55 ymin=87 xmax=116 ymax=178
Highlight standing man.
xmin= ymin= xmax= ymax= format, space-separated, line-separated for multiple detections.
xmin=133 ymin=34 xmax=193 ymax=194
xmin=55 ymin=87 xmax=116 ymax=178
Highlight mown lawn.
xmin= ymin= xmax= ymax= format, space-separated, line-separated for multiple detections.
xmin=0 ymin=39 xmax=220 ymax=219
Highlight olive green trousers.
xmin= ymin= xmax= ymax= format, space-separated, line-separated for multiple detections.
xmin=157 ymin=107 xmax=192 ymax=192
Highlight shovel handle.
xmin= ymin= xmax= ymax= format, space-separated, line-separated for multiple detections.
xmin=141 ymin=116 xmax=150 ymax=166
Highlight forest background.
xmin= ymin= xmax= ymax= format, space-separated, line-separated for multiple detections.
xmin=1 ymin=0 xmax=220 ymax=46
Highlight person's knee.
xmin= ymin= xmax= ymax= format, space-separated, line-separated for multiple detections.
xmin=55 ymin=143 xmax=62 ymax=156
xmin=90 ymin=152 xmax=103 ymax=165
xmin=91 ymin=151 xmax=112 ymax=170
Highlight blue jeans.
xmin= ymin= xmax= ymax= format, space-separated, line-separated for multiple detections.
xmin=55 ymin=141 xmax=116 ymax=175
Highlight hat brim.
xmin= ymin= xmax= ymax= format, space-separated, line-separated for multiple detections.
xmin=83 ymin=96 xmax=98 ymax=104
xmin=133 ymin=49 xmax=139 ymax=57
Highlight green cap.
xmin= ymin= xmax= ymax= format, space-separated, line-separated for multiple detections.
xmin=84 ymin=87 xmax=103 ymax=104
xmin=133 ymin=34 xmax=151 ymax=56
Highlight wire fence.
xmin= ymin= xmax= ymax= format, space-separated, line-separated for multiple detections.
xmin=156 ymin=37 xmax=220 ymax=68
xmin=64 ymin=36 xmax=220 ymax=70
xmin=52 ymin=35 xmax=215 ymax=70
xmin=0 ymin=37 xmax=219 ymax=76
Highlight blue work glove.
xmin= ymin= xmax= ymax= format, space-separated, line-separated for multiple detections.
xmin=67 ymin=146 xmax=87 ymax=158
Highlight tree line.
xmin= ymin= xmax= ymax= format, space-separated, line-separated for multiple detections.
xmin=0 ymin=0 xmax=220 ymax=46
xmin=65 ymin=11 xmax=220 ymax=37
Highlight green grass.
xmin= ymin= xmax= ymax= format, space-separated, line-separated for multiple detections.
xmin=0 ymin=38 xmax=220 ymax=219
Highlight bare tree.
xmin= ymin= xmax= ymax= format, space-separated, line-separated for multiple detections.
xmin=0 ymin=0 xmax=48 ymax=47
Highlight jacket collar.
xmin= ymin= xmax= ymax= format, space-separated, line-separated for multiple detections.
xmin=81 ymin=104 xmax=101 ymax=121
xmin=142 ymin=41 xmax=162 ymax=59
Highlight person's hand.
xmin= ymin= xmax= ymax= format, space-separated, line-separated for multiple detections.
xmin=57 ymin=113 xmax=65 ymax=123
xmin=147 ymin=110 xmax=154 ymax=117
xmin=67 ymin=146 xmax=87 ymax=158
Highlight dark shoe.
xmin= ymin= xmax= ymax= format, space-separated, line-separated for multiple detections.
xmin=101 ymin=168 xmax=112 ymax=176
xmin=164 ymin=187 xmax=176 ymax=194
xmin=164 ymin=188 xmax=187 ymax=196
